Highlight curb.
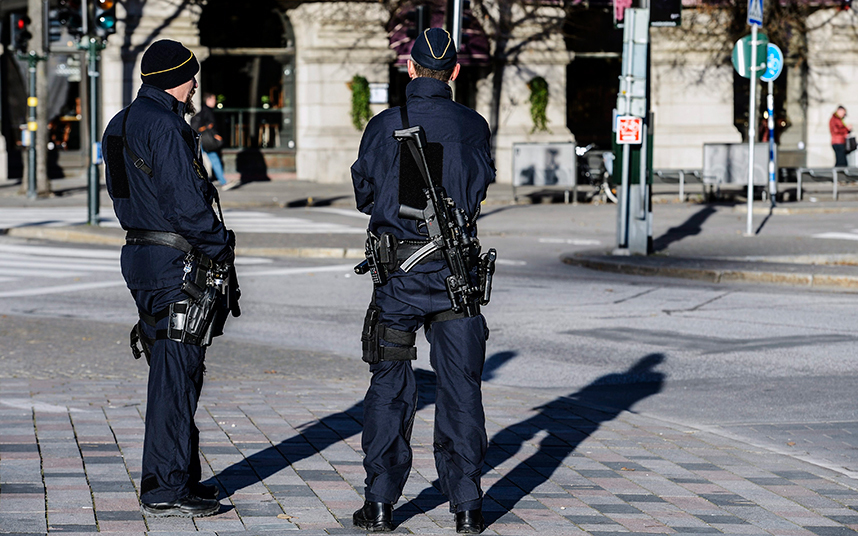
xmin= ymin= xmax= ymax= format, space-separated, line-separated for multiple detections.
xmin=561 ymin=254 xmax=858 ymax=289
xmin=3 ymin=226 xmax=366 ymax=260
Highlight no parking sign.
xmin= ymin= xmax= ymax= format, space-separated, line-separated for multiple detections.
xmin=616 ymin=116 xmax=643 ymax=144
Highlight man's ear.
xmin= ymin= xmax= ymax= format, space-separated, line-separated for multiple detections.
xmin=449 ymin=63 xmax=461 ymax=82
xmin=407 ymin=60 xmax=417 ymax=80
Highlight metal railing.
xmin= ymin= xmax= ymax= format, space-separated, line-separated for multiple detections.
xmin=795 ymin=167 xmax=858 ymax=201
xmin=653 ymin=169 xmax=716 ymax=201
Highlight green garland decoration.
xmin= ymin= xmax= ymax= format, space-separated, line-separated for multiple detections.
xmin=528 ymin=77 xmax=549 ymax=133
xmin=350 ymin=75 xmax=372 ymax=130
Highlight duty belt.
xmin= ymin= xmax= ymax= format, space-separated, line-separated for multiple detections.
xmin=125 ymin=230 xmax=213 ymax=268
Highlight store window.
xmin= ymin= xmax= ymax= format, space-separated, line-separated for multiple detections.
xmin=198 ymin=0 xmax=295 ymax=150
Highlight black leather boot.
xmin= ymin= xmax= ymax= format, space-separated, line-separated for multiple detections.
xmin=142 ymin=494 xmax=220 ymax=518
xmin=191 ymin=482 xmax=219 ymax=499
xmin=456 ymin=509 xmax=485 ymax=534
xmin=353 ymin=500 xmax=394 ymax=532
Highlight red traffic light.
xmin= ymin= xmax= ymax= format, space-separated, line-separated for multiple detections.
xmin=17 ymin=18 xmax=25 ymax=29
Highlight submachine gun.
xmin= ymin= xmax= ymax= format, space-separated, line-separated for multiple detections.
xmin=392 ymin=125 xmax=496 ymax=316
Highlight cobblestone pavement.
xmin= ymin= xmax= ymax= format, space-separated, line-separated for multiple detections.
xmin=4 ymin=350 xmax=858 ymax=535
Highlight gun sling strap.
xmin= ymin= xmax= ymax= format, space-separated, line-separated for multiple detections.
xmin=119 ymin=100 xmax=227 ymax=223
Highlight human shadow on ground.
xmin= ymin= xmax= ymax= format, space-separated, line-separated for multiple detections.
xmin=394 ymin=353 xmax=665 ymax=526
xmin=209 ymin=351 xmax=520 ymax=499
xmin=653 ymin=206 xmax=717 ymax=252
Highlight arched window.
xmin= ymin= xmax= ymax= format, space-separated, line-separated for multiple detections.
xmin=198 ymin=0 xmax=295 ymax=150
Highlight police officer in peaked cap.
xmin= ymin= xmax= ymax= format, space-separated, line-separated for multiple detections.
xmin=351 ymin=28 xmax=495 ymax=534
xmin=102 ymin=39 xmax=240 ymax=518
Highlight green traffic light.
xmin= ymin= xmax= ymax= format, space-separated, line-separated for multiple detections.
xmin=98 ymin=15 xmax=116 ymax=29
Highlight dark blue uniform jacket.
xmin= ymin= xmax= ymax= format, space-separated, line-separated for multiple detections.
xmin=103 ymin=84 xmax=233 ymax=290
xmin=351 ymin=77 xmax=494 ymax=258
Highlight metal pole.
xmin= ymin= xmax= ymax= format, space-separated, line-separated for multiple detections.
xmin=87 ymin=38 xmax=100 ymax=225
xmin=618 ymin=11 xmax=635 ymax=250
xmin=746 ymin=24 xmax=758 ymax=236
xmin=767 ymin=79 xmax=776 ymax=207
xmin=27 ymin=55 xmax=37 ymax=200
xmin=451 ymin=0 xmax=463 ymax=50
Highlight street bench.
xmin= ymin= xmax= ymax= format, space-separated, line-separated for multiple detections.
xmin=796 ymin=167 xmax=858 ymax=201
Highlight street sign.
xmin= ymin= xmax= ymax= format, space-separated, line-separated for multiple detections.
xmin=616 ymin=116 xmax=643 ymax=144
xmin=732 ymin=33 xmax=768 ymax=79
xmin=747 ymin=0 xmax=763 ymax=26
xmin=760 ymin=43 xmax=784 ymax=82
xmin=651 ymin=0 xmax=681 ymax=27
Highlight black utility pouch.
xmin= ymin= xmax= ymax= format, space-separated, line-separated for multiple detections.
xmin=361 ymin=304 xmax=382 ymax=364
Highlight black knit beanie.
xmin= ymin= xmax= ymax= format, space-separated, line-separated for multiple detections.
xmin=140 ymin=40 xmax=200 ymax=90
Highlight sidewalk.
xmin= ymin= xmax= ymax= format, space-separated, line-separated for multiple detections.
xmin=4 ymin=354 xmax=858 ymax=535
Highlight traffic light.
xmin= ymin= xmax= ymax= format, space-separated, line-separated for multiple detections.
xmin=57 ymin=0 xmax=85 ymax=39
xmin=93 ymin=0 xmax=117 ymax=38
xmin=406 ymin=5 xmax=431 ymax=39
xmin=10 ymin=13 xmax=32 ymax=54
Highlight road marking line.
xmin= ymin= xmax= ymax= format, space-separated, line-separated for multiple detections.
xmin=242 ymin=263 xmax=356 ymax=277
xmin=0 ymin=244 xmax=120 ymax=258
xmin=0 ymin=280 xmax=127 ymax=298
xmin=812 ymin=232 xmax=858 ymax=241
xmin=538 ymin=238 xmax=602 ymax=246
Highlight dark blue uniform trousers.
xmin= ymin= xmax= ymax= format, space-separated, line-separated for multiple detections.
xmin=362 ymin=269 xmax=488 ymax=513
xmin=133 ymin=287 xmax=206 ymax=505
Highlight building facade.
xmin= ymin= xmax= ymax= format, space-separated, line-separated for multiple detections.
xmin=1 ymin=0 xmax=856 ymax=184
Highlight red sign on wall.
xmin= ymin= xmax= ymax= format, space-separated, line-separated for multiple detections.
xmin=616 ymin=116 xmax=643 ymax=144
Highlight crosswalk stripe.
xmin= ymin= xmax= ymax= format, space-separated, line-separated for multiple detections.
xmin=0 ymin=208 xmax=365 ymax=234
xmin=0 ymin=267 xmax=87 ymax=278
xmin=0 ymin=280 xmax=127 ymax=298
xmin=0 ymin=244 xmax=119 ymax=259
xmin=812 ymin=232 xmax=858 ymax=241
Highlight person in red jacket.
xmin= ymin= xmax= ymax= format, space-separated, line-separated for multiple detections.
xmin=829 ymin=106 xmax=852 ymax=167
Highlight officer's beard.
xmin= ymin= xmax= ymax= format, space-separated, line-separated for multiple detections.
xmin=185 ymin=86 xmax=197 ymax=116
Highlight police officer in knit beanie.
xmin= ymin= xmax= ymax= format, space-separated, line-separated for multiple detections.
xmin=140 ymin=39 xmax=200 ymax=90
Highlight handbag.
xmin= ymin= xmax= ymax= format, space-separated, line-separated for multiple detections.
xmin=200 ymin=127 xmax=223 ymax=153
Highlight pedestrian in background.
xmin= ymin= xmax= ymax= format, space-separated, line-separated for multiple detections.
xmin=829 ymin=105 xmax=852 ymax=167
xmin=351 ymin=27 xmax=494 ymax=534
xmin=191 ymin=92 xmax=234 ymax=189
xmin=102 ymin=40 xmax=240 ymax=518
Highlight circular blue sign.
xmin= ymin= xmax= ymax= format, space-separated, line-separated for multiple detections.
xmin=760 ymin=43 xmax=784 ymax=82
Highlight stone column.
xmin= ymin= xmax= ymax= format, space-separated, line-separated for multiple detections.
xmin=0 ymin=44 xmax=6 ymax=180
xmin=288 ymin=2 xmax=395 ymax=183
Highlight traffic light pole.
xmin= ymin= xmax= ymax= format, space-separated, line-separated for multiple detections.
xmin=81 ymin=37 xmax=105 ymax=226
xmin=21 ymin=51 xmax=47 ymax=200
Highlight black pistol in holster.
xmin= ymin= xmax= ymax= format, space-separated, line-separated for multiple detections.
xmin=127 ymin=231 xmax=241 ymax=363
xmin=393 ymin=125 xmax=497 ymax=317
xmin=354 ymin=232 xmax=396 ymax=286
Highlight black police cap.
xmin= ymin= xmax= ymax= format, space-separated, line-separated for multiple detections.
xmin=411 ymin=28 xmax=458 ymax=71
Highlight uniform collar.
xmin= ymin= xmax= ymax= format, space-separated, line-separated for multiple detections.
xmin=137 ymin=84 xmax=186 ymax=116
xmin=405 ymin=77 xmax=453 ymax=102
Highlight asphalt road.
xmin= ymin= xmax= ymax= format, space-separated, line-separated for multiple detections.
xmin=2 ymin=202 xmax=858 ymax=479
